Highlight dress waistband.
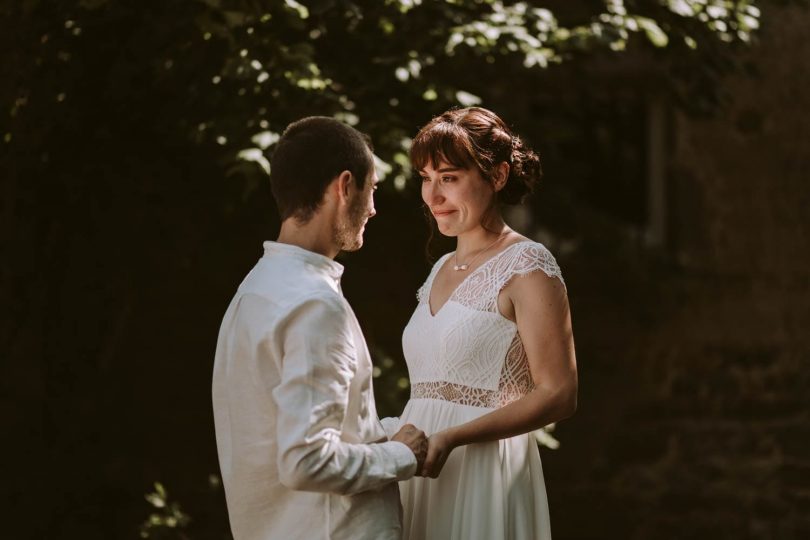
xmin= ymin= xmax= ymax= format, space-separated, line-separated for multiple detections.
xmin=410 ymin=381 xmax=501 ymax=409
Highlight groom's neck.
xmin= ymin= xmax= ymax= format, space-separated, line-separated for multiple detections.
xmin=277 ymin=214 xmax=338 ymax=259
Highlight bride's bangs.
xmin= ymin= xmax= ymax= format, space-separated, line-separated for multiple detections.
xmin=411 ymin=122 xmax=476 ymax=173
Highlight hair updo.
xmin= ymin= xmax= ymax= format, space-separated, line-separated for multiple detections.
xmin=410 ymin=106 xmax=542 ymax=204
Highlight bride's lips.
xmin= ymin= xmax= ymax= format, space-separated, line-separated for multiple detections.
xmin=432 ymin=209 xmax=456 ymax=218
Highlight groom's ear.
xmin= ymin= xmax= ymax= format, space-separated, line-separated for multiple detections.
xmin=333 ymin=170 xmax=354 ymax=205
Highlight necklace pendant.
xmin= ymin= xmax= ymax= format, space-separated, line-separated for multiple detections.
xmin=453 ymin=264 xmax=469 ymax=271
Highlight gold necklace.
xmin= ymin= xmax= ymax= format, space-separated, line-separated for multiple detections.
xmin=453 ymin=231 xmax=509 ymax=271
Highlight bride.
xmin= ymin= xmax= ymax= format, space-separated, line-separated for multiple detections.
xmin=394 ymin=106 xmax=578 ymax=539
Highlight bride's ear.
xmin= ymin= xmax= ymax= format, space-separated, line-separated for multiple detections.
xmin=492 ymin=162 xmax=509 ymax=192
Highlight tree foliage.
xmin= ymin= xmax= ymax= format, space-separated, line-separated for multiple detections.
xmin=5 ymin=0 xmax=763 ymax=178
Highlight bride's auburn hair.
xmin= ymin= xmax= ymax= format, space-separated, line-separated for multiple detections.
xmin=410 ymin=107 xmax=542 ymax=205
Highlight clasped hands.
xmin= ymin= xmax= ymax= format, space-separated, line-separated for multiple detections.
xmin=392 ymin=424 xmax=455 ymax=478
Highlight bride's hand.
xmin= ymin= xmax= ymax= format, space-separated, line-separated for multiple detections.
xmin=421 ymin=430 xmax=456 ymax=478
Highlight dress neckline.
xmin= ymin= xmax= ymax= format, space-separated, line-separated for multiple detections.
xmin=427 ymin=240 xmax=532 ymax=318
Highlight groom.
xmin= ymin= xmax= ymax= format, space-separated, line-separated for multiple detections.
xmin=212 ymin=117 xmax=427 ymax=540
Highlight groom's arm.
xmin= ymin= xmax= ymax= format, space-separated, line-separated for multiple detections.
xmin=272 ymin=295 xmax=418 ymax=495
xmin=379 ymin=417 xmax=401 ymax=440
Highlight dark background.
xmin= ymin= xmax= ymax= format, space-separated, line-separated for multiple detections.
xmin=3 ymin=1 xmax=809 ymax=538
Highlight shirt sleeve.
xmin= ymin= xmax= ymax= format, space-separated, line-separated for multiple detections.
xmin=272 ymin=295 xmax=417 ymax=495
xmin=379 ymin=416 xmax=401 ymax=440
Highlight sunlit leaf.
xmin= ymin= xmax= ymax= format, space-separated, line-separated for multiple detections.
xmin=637 ymin=17 xmax=669 ymax=47
xmin=250 ymin=131 xmax=280 ymax=149
xmin=284 ymin=0 xmax=309 ymax=19
xmin=533 ymin=425 xmax=561 ymax=449
xmin=374 ymin=154 xmax=393 ymax=180
xmin=456 ymin=90 xmax=482 ymax=106
xmin=237 ymin=148 xmax=270 ymax=175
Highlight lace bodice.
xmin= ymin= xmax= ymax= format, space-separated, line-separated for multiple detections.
xmin=403 ymin=241 xmax=564 ymax=409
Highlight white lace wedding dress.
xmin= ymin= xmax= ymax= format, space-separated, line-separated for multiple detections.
xmin=397 ymin=240 xmax=565 ymax=540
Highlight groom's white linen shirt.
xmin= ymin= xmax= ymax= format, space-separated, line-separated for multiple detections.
xmin=213 ymin=241 xmax=416 ymax=540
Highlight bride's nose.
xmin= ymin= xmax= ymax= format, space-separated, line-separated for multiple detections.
xmin=423 ymin=180 xmax=444 ymax=205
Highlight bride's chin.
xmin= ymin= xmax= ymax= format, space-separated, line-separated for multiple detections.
xmin=435 ymin=222 xmax=458 ymax=237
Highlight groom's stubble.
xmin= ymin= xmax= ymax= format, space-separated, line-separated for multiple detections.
xmin=334 ymin=186 xmax=371 ymax=252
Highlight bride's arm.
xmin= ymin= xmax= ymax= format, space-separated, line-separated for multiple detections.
xmin=421 ymin=271 xmax=578 ymax=478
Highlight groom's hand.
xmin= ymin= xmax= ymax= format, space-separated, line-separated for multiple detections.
xmin=392 ymin=424 xmax=428 ymax=471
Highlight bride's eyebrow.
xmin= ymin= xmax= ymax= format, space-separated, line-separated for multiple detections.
xmin=419 ymin=167 xmax=462 ymax=175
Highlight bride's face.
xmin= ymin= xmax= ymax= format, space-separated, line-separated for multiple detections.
xmin=419 ymin=160 xmax=496 ymax=237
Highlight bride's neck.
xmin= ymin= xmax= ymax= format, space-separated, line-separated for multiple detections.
xmin=455 ymin=217 xmax=509 ymax=258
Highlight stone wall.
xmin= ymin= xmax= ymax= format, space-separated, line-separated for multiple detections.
xmin=544 ymin=4 xmax=810 ymax=539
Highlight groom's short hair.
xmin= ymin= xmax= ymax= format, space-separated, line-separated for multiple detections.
xmin=270 ymin=117 xmax=374 ymax=222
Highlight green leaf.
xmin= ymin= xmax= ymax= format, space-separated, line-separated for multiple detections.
xmin=455 ymin=90 xmax=481 ymax=106
xmin=145 ymin=493 xmax=166 ymax=508
xmin=284 ymin=0 xmax=310 ymax=19
xmin=637 ymin=17 xmax=669 ymax=47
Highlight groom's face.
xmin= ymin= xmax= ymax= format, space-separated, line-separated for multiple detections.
xmin=335 ymin=166 xmax=378 ymax=252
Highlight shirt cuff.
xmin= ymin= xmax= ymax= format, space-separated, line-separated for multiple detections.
xmin=379 ymin=416 xmax=401 ymax=440
xmin=379 ymin=440 xmax=418 ymax=480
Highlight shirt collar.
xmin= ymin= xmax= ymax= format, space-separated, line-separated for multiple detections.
xmin=262 ymin=241 xmax=345 ymax=282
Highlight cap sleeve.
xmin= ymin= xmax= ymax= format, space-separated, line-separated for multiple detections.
xmin=494 ymin=241 xmax=565 ymax=294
